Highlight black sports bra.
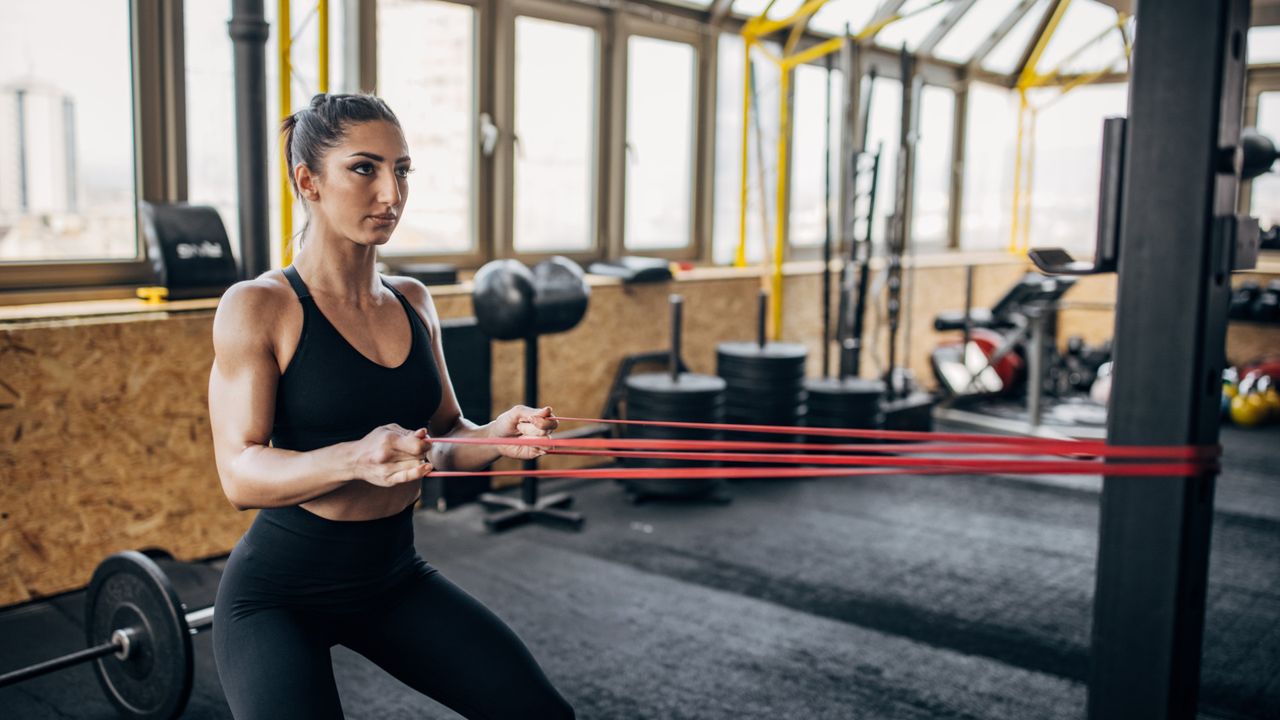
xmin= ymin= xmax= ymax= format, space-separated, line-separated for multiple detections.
xmin=270 ymin=265 xmax=443 ymax=453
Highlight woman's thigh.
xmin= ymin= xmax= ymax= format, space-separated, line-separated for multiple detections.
xmin=214 ymin=563 xmax=344 ymax=719
xmin=339 ymin=570 xmax=574 ymax=720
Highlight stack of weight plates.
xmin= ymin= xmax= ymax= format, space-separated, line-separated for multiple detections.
xmin=802 ymin=377 xmax=886 ymax=444
xmin=716 ymin=342 xmax=808 ymax=469
xmin=622 ymin=372 xmax=727 ymax=500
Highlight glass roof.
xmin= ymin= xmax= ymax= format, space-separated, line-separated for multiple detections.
xmin=1032 ymin=0 xmax=1128 ymax=78
xmin=676 ymin=0 xmax=1141 ymax=81
xmin=932 ymin=0 xmax=1022 ymax=64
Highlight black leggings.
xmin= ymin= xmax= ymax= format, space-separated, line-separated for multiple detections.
xmin=213 ymin=505 xmax=573 ymax=720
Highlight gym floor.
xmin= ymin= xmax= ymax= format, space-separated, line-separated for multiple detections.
xmin=2 ymin=422 xmax=1277 ymax=720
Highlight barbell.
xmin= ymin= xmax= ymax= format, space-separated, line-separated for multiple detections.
xmin=0 ymin=550 xmax=210 ymax=720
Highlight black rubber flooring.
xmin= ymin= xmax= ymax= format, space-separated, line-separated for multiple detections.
xmin=1 ymin=424 xmax=1277 ymax=719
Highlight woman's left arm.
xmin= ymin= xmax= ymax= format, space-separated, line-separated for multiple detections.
xmin=391 ymin=277 xmax=557 ymax=472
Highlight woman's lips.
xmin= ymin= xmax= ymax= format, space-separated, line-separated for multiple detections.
xmin=368 ymin=215 xmax=397 ymax=228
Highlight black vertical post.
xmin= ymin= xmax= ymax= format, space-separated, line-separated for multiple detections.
xmin=229 ymin=0 xmax=270 ymax=278
xmin=1088 ymin=1 xmax=1248 ymax=718
xmin=522 ymin=333 xmax=538 ymax=506
xmin=822 ymin=53 xmax=834 ymax=378
xmin=670 ymin=294 xmax=683 ymax=381
xmin=757 ymin=289 xmax=768 ymax=349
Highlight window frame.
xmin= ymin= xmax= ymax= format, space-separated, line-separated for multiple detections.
xmin=371 ymin=0 xmax=488 ymax=269
xmin=611 ymin=14 xmax=706 ymax=261
xmin=1242 ymin=65 xmax=1280 ymax=228
xmin=0 ymin=0 xmax=182 ymax=295
xmin=494 ymin=0 xmax=610 ymax=266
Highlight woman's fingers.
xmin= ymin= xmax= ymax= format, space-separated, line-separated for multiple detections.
xmin=385 ymin=459 xmax=433 ymax=487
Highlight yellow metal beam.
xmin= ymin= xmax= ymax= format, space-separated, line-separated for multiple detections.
xmin=1016 ymin=0 xmax=1072 ymax=90
xmin=279 ymin=0 xmax=293 ymax=266
xmin=737 ymin=38 xmax=753 ymax=267
xmin=744 ymin=0 xmax=829 ymax=39
xmin=781 ymin=36 xmax=845 ymax=70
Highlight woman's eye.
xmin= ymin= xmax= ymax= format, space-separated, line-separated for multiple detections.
xmin=396 ymin=166 xmax=414 ymax=179
xmin=351 ymin=163 xmax=374 ymax=176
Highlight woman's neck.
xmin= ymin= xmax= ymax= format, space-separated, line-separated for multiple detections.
xmin=291 ymin=227 xmax=382 ymax=306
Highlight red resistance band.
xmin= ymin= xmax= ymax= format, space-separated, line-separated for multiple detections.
xmin=421 ymin=416 xmax=1220 ymax=480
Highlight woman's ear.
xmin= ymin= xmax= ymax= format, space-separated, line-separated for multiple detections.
xmin=295 ymin=164 xmax=320 ymax=202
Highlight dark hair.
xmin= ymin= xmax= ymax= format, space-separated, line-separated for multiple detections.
xmin=279 ymin=93 xmax=401 ymax=200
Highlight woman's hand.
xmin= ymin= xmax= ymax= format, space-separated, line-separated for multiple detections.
xmin=489 ymin=406 xmax=558 ymax=460
xmin=352 ymin=424 xmax=433 ymax=487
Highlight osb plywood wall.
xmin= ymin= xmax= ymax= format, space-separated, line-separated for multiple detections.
xmin=2 ymin=262 xmax=1277 ymax=606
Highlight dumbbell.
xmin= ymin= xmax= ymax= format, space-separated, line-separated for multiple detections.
xmin=0 ymin=551 xmax=211 ymax=719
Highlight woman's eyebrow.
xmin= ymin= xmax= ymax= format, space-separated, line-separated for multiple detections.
xmin=346 ymin=151 xmax=412 ymax=163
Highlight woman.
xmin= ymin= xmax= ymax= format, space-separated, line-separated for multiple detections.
xmin=208 ymin=93 xmax=574 ymax=719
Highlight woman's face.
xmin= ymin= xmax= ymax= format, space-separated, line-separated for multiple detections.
xmin=298 ymin=119 xmax=411 ymax=246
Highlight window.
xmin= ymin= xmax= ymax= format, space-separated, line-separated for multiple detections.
xmin=186 ymin=0 xmax=347 ymax=267
xmin=1032 ymin=0 xmax=1127 ymax=78
xmin=1025 ymin=83 xmax=1128 ymax=254
xmin=625 ymin=35 xmax=696 ymax=250
xmin=712 ymin=35 xmax=780 ymax=265
xmin=933 ymin=0 xmax=1023 ymax=64
xmin=982 ymin=0 xmax=1049 ymax=75
xmin=864 ymin=77 xmax=902 ymax=251
xmin=1248 ymin=27 xmax=1280 ymax=66
xmin=788 ymin=62 xmax=840 ymax=249
xmin=0 ymin=1 xmax=136 ymax=263
xmin=913 ymin=85 xmax=954 ymax=248
xmin=512 ymin=15 xmax=598 ymax=254
xmin=378 ymin=0 xmax=476 ymax=257
xmin=960 ymin=82 xmax=1017 ymax=250
xmin=1253 ymin=92 xmax=1280 ymax=231
xmin=875 ymin=0 xmax=954 ymax=52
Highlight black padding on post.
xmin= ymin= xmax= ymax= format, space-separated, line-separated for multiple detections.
xmin=471 ymin=259 xmax=537 ymax=341
xmin=532 ymin=256 xmax=590 ymax=335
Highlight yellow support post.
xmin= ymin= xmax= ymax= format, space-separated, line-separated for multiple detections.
xmin=1009 ymin=89 xmax=1028 ymax=255
xmin=319 ymin=0 xmax=329 ymax=93
xmin=279 ymin=0 xmax=293 ymax=266
xmin=771 ymin=66 xmax=791 ymax=341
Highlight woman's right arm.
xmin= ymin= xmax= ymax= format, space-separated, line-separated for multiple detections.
xmin=207 ymin=281 xmax=431 ymax=510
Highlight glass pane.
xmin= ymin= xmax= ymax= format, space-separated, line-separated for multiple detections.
xmin=712 ymin=35 xmax=780 ymax=265
xmin=186 ymin=0 xmax=347 ymax=268
xmin=1033 ymin=0 xmax=1126 ymax=77
xmin=960 ymin=82 xmax=1017 ymax=250
xmin=1025 ymin=83 xmax=1128 ymax=254
xmin=789 ymin=63 xmax=834 ymax=248
xmin=913 ymin=85 xmax=953 ymax=248
xmin=875 ymin=0 xmax=954 ymax=52
xmin=1252 ymin=92 xmax=1280 ymax=231
xmin=982 ymin=0 xmax=1049 ymax=75
xmin=0 ymin=0 xmax=136 ymax=263
xmin=733 ymin=0 xmax=805 ymax=20
xmin=810 ymin=0 xmax=878 ymax=37
xmin=865 ymin=77 xmax=902 ymax=251
xmin=1248 ymin=27 xmax=1280 ymax=65
xmin=513 ymin=16 xmax=597 ymax=254
xmin=625 ymin=36 xmax=696 ymax=250
xmin=378 ymin=0 xmax=475 ymax=256
xmin=933 ymin=0 xmax=1022 ymax=64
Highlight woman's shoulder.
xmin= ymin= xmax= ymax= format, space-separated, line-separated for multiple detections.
xmin=382 ymin=275 xmax=438 ymax=319
xmin=213 ymin=272 xmax=297 ymax=351
xmin=218 ymin=271 xmax=295 ymax=318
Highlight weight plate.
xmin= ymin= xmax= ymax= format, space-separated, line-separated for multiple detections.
xmin=804 ymin=377 xmax=886 ymax=397
xmin=626 ymin=372 xmax=726 ymax=396
xmin=722 ymin=390 xmax=809 ymax=409
xmin=716 ymin=368 xmax=803 ymax=386
xmin=86 ymin=551 xmax=193 ymax=720
xmin=716 ymin=342 xmax=808 ymax=362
